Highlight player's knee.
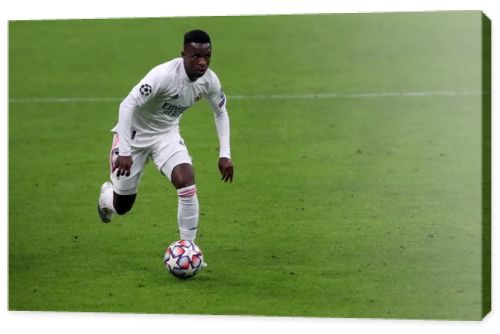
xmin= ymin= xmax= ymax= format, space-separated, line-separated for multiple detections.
xmin=171 ymin=163 xmax=195 ymax=189
xmin=113 ymin=193 xmax=136 ymax=215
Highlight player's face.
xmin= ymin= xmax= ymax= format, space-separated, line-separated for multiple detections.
xmin=182 ymin=42 xmax=212 ymax=81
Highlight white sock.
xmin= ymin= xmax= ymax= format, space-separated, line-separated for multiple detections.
xmin=100 ymin=186 xmax=116 ymax=214
xmin=177 ymin=185 xmax=199 ymax=241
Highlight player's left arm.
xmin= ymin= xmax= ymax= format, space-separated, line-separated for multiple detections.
xmin=206 ymin=73 xmax=233 ymax=183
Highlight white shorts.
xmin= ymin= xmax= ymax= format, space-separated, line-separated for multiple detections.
xmin=109 ymin=131 xmax=192 ymax=195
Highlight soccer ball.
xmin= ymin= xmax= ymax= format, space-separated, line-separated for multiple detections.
xmin=164 ymin=240 xmax=204 ymax=279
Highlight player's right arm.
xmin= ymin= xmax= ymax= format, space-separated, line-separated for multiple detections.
xmin=113 ymin=66 xmax=163 ymax=177
xmin=112 ymin=94 xmax=135 ymax=176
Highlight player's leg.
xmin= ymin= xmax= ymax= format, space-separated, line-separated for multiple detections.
xmin=166 ymin=157 xmax=199 ymax=242
xmin=152 ymin=132 xmax=199 ymax=241
xmin=155 ymin=139 xmax=206 ymax=267
xmin=99 ymin=183 xmax=137 ymax=219
xmin=98 ymin=134 xmax=146 ymax=223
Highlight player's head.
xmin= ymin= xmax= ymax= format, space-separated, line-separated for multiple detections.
xmin=182 ymin=29 xmax=212 ymax=81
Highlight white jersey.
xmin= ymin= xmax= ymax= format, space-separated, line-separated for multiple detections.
xmin=114 ymin=57 xmax=230 ymax=158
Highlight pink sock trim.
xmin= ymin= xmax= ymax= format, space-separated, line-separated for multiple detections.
xmin=177 ymin=185 xmax=197 ymax=198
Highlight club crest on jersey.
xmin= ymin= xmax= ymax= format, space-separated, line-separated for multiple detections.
xmin=139 ymin=84 xmax=152 ymax=96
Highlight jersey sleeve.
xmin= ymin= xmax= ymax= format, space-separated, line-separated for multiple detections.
xmin=205 ymin=73 xmax=227 ymax=113
xmin=129 ymin=66 xmax=165 ymax=108
xmin=206 ymin=73 xmax=231 ymax=158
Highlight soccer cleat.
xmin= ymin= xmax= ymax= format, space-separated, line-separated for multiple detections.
xmin=97 ymin=182 xmax=114 ymax=223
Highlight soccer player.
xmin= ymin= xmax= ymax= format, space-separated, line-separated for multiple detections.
xmin=97 ymin=29 xmax=233 ymax=245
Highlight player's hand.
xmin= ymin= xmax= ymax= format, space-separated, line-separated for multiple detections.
xmin=113 ymin=155 xmax=133 ymax=177
xmin=218 ymin=157 xmax=233 ymax=183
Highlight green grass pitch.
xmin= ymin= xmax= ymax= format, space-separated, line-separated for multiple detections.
xmin=8 ymin=11 xmax=490 ymax=319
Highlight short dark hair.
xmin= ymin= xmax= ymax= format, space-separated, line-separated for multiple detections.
xmin=184 ymin=29 xmax=211 ymax=45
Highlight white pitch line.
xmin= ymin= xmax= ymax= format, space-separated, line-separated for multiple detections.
xmin=8 ymin=91 xmax=483 ymax=103
xmin=8 ymin=97 xmax=122 ymax=103
xmin=229 ymin=91 xmax=483 ymax=100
